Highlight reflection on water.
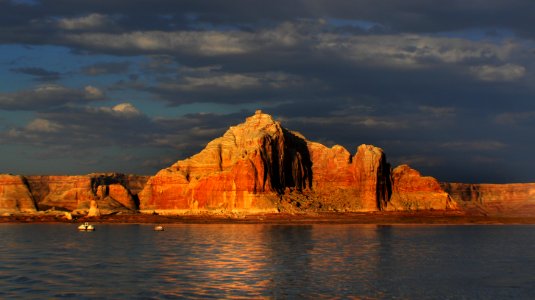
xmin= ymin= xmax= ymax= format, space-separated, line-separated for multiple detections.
xmin=264 ymin=225 xmax=314 ymax=298
xmin=0 ymin=224 xmax=535 ymax=299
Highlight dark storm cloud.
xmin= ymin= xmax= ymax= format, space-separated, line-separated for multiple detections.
xmin=6 ymin=103 xmax=152 ymax=147
xmin=145 ymin=69 xmax=312 ymax=105
xmin=1 ymin=0 xmax=535 ymax=181
xmin=1 ymin=0 xmax=535 ymax=36
xmin=1 ymin=103 xmax=249 ymax=173
xmin=81 ymin=61 xmax=130 ymax=76
xmin=0 ymin=1 xmax=534 ymax=53
xmin=0 ymin=84 xmax=104 ymax=111
xmin=10 ymin=67 xmax=61 ymax=81
xmin=151 ymin=111 xmax=249 ymax=154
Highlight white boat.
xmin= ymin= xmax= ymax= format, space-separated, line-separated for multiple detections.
xmin=78 ymin=222 xmax=95 ymax=231
xmin=154 ymin=225 xmax=164 ymax=231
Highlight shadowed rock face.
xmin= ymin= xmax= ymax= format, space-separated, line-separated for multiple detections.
xmin=442 ymin=182 xmax=535 ymax=216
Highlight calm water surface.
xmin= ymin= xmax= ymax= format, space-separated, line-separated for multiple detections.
xmin=1 ymin=224 xmax=534 ymax=299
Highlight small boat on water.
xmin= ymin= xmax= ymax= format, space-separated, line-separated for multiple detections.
xmin=154 ymin=225 xmax=164 ymax=231
xmin=78 ymin=222 xmax=95 ymax=231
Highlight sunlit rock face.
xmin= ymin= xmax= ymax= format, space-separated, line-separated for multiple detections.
xmin=139 ymin=111 xmax=295 ymax=212
xmin=0 ymin=174 xmax=36 ymax=213
xmin=25 ymin=174 xmax=149 ymax=212
xmin=87 ymin=200 xmax=101 ymax=217
xmin=442 ymin=182 xmax=535 ymax=216
xmin=26 ymin=175 xmax=96 ymax=211
xmin=386 ymin=165 xmax=457 ymax=211
xmin=303 ymin=143 xmax=390 ymax=211
xmin=139 ymin=111 xmax=399 ymax=213
xmin=96 ymin=184 xmax=136 ymax=210
xmin=0 ymin=111 xmax=459 ymax=215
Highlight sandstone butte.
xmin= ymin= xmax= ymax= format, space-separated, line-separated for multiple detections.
xmin=137 ymin=110 xmax=456 ymax=214
xmin=0 ymin=110 xmax=534 ymax=217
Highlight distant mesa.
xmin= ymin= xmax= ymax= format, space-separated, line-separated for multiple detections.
xmin=0 ymin=173 xmax=148 ymax=216
xmin=1 ymin=111 xmax=534 ymax=217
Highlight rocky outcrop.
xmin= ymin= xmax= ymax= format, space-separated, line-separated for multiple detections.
xmin=139 ymin=111 xmax=295 ymax=212
xmin=0 ymin=111 xmax=467 ymax=216
xmin=299 ymin=142 xmax=390 ymax=211
xmin=442 ymin=182 xmax=535 ymax=216
xmin=0 ymin=174 xmax=36 ymax=213
xmin=26 ymin=175 xmax=96 ymax=211
xmin=386 ymin=165 xmax=457 ymax=211
xmin=25 ymin=173 xmax=149 ymax=213
xmin=96 ymin=184 xmax=136 ymax=210
xmin=87 ymin=200 xmax=101 ymax=217
xmin=139 ymin=110 xmax=428 ymax=213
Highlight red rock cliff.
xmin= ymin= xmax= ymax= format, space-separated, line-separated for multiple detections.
xmin=386 ymin=165 xmax=457 ymax=211
xmin=139 ymin=111 xmax=301 ymax=212
xmin=302 ymin=143 xmax=390 ymax=211
xmin=1 ymin=111 xmax=460 ymax=215
xmin=139 ymin=111 xmax=400 ymax=213
xmin=25 ymin=173 xmax=149 ymax=212
xmin=0 ymin=174 xmax=36 ymax=213
xmin=442 ymin=182 xmax=535 ymax=216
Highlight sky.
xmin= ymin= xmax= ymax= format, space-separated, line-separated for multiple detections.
xmin=1 ymin=0 xmax=535 ymax=183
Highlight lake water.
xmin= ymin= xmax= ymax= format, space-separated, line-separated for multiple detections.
xmin=1 ymin=224 xmax=534 ymax=299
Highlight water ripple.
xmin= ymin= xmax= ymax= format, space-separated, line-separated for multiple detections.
xmin=0 ymin=224 xmax=535 ymax=298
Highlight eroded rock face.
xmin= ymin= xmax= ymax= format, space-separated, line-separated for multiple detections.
xmin=139 ymin=111 xmax=394 ymax=212
xmin=0 ymin=111 xmax=462 ymax=215
xmin=0 ymin=174 xmax=36 ymax=213
xmin=87 ymin=200 xmax=101 ymax=217
xmin=139 ymin=111 xmax=298 ymax=212
xmin=304 ymin=143 xmax=390 ymax=211
xmin=26 ymin=175 xmax=96 ymax=211
xmin=25 ymin=174 xmax=148 ymax=212
xmin=386 ymin=165 xmax=457 ymax=211
xmin=96 ymin=184 xmax=136 ymax=210
xmin=442 ymin=182 xmax=535 ymax=216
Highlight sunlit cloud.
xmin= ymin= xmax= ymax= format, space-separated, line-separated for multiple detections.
xmin=26 ymin=118 xmax=63 ymax=132
xmin=470 ymin=63 xmax=526 ymax=81
xmin=64 ymin=30 xmax=255 ymax=55
xmin=110 ymin=102 xmax=142 ymax=117
xmin=57 ymin=13 xmax=115 ymax=30
xmin=494 ymin=111 xmax=535 ymax=125
xmin=0 ymin=84 xmax=105 ymax=111
xmin=316 ymin=34 xmax=516 ymax=67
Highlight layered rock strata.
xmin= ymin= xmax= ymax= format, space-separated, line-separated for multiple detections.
xmin=0 ymin=174 xmax=36 ymax=213
xmin=442 ymin=183 xmax=535 ymax=216
xmin=0 ymin=173 xmax=149 ymax=214
xmin=1 ymin=112 xmax=469 ymax=216
xmin=139 ymin=111 xmax=451 ymax=213
xmin=387 ymin=165 xmax=457 ymax=211
xmin=139 ymin=111 xmax=293 ymax=212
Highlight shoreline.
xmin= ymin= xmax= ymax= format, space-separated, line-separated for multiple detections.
xmin=2 ymin=211 xmax=535 ymax=225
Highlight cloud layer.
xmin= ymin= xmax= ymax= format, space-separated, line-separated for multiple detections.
xmin=0 ymin=0 xmax=534 ymax=182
